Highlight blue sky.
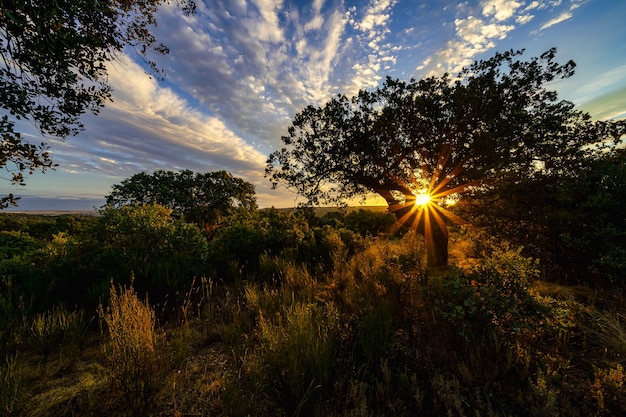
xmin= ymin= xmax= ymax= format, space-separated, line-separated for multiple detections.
xmin=5 ymin=0 xmax=626 ymax=211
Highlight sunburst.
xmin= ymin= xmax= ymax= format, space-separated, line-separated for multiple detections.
xmin=387 ymin=145 xmax=483 ymax=244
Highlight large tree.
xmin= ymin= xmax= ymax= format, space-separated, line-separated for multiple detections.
xmin=266 ymin=49 xmax=625 ymax=269
xmin=105 ymin=169 xmax=257 ymax=231
xmin=0 ymin=0 xmax=195 ymax=208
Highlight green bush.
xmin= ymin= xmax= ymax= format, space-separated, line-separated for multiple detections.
xmin=344 ymin=209 xmax=397 ymax=237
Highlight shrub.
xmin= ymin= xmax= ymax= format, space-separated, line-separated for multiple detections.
xmin=99 ymin=284 xmax=166 ymax=415
xmin=344 ymin=208 xmax=397 ymax=237
xmin=95 ymin=204 xmax=209 ymax=302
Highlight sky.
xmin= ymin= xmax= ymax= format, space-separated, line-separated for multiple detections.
xmin=5 ymin=0 xmax=626 ymax=211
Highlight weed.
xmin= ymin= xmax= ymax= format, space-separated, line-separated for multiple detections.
xmin=99 ymin=284 xmax=166 ymax=415
xmin=584 ymin=311 xmax=626 ymax=362
xmin=29 ymin=306 xmax=90 ymax=369
xmin=0 ymin=354 xmax=27 ymax=417
xmin=257 ymin=301 xmax=339 ymax=415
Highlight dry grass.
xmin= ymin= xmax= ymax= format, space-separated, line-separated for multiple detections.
xmin=99 ymin=284 xmax=165 ymax=415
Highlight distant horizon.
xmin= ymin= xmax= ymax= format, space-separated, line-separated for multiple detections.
xmin=1 ymin=195 xmax=390 ymax=214
xmin=2 ymin=196 xmax=105 ymax=213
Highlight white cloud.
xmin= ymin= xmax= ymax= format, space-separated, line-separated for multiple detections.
xmin=516 ymin=14 xmax=534 ymax=24
xmin=537 ymin=0 xmax=583 ymax=31
xmin=359 ymin=0 xmax=396 ymax=33
xmin=54 ymin=56 xmax=268 ymax=182
xmin=249 ymin=0 xmax=285 ymax=43
xmin=539 ymin=10 xmax=572 ymax=30
xmin=417 ymin=0 xmax=535 ymax=76
xmin=482 ymin=0 xmax=522 ymax=22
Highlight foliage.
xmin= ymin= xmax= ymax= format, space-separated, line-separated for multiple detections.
xmin=22 ymin=204 xmax=208 ymax=309
xmin=2 ymin=211 xmax=626 ymax=416
xmin=267 ymin=48 xmax=625 ymax=268
xmin=209 ymin=208 xmax=310 ymax=279
xmin=0 ymin=213 xmax=92 ymax=240
xmin=105 ymin=169 xmax=257 ymax=229
xmin=209 ymin=209 xmax=371 ymax=280
xmin=426 ymin=245 xmax=545 ymax=341
xmin=92 ymin=203 xmax=209 ymax=302
xmin=0 ymin=0 xmax=196 ymax=207
xmin=464 ymin=147 xmax=626 ymax=285
xmin=0 ymin=117 xmax=53 ymax=209
xmin=343 ymin=208 xmax=398 ymax=237
xmin=0 ymin=230 xmax=41 ymax=260
xmin=99 ymin=284 xmax=165 ymax=415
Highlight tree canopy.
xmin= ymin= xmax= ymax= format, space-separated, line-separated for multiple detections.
xmin=105 ymin=169 xmax=257 ymax=230
xmin=463 ymin=147 xmax=626 ymax=284
xmin=0 ymin=0 xmax=195 ymax=208
xmin=266 ymin=48 xmax=625 ymax=269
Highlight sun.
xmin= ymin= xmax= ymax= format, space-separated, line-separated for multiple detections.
xmin=414 ymin=193 xmax=431 ymax=206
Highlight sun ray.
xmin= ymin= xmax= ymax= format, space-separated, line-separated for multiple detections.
xmin=384 ymin=144 xmax=485 ymax=242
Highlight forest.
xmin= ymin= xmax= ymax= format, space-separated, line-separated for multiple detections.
xmin=2 ymin=0 xmax=626 ymax=415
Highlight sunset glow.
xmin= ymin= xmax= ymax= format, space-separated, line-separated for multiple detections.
xmin=415 ymin=193 xmax=432 ymax=206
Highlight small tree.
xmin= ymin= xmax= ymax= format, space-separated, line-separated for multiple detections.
xmin=465 ymin=148 xmax=626 ymax=284
xmin=105 ymin=169 xmax=257 ymax=231
xmin=94 ymin=203 xmax=208 ymax=300
xmin=267 ymin=48 xmax=625 ymax=269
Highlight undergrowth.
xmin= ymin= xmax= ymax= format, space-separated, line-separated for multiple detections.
xmin=3 ymin=230 xmax=625 ymax=416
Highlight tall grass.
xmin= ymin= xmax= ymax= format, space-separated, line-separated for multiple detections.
xmin=0 ymin=354 xmax=26 ymax=417
xmin=99 ymin=284 xmax=166 ymax=415
xmin=29 ymin=306 xmax=90 ymax=369
xmin=257 ymin=301 xmax=339 ymax=416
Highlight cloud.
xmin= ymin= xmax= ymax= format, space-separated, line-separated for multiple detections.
xmin=343 ymin=0 xmax=399 ymax=93
xmin=417 ymin=1 xmax=519 ymax=76
xmin=50 ymin=56 xmax=268 ymax=189
xmin=539 ymin=10 xmax=572 ymax=30
xmin=416 ymin=0 xmax=572 ymax=76
xmin=144 ymin=0 xmax=405 ymax=154
xmin=578 ymin=86 xmax=626 ymax=121
xmin=537 ymin=0 xmax=583 ymax=31
xmin=482 ymin=0 xmax=522 ymax=21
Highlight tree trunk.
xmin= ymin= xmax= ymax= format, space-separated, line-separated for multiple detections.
xmin=388 ymin=201 xmax=449 ymax=270
xmin=424 ymin=215 xmax=448 ymax=270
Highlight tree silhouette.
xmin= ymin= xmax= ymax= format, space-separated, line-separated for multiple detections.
xmin=106 ymin=169 xmax=257 ymax=231
xmin=267 ymin=48 xmax=625 ymax=269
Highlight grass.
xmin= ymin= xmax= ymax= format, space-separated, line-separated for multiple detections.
xmin=3 ymin=229 xmax=626 ymax=416
xmin=0 ymin=353 xmax=26 ymax=417
xmin=98 ymin=284 xmax=166 ymax=415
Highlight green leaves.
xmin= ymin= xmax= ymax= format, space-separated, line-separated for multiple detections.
xmin=267 ymin=48 xmax=618 ymax=209
xmin=1 ymin=0 xmax=196 ymax=206
xmin=105 ymin=169 xmax=257 ymax=230
xmin=1 ymin=116 xmax=55 ymax=208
